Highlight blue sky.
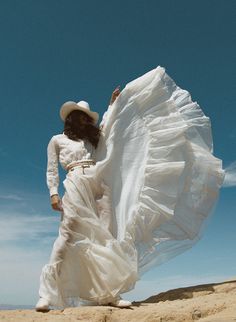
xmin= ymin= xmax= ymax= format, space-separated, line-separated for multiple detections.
xmin=0 ymin=0 xmax=235 ymax=305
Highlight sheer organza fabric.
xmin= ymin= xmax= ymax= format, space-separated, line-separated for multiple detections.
xmin=39 ymin=66 xmax=225 ymax=307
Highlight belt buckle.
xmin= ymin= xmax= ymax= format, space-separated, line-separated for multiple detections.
xmin=81 ymin=164 xmax=90 ymax=174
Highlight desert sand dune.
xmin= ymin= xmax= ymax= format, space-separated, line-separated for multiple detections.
xmin=1 ymin=279 xmax=235 ymax=322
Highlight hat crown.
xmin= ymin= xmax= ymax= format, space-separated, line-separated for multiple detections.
xmin=76 ymin=101 xmax=90 ymax=111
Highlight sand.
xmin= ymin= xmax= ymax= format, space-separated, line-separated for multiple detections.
xmin=1 ymin=279 xmax=236 ymax=322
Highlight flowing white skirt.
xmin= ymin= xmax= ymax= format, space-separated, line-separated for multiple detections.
xmin=39 ymin=66 xmax=225 ymax=307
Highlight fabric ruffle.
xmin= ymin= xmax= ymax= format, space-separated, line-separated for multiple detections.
xmin=96 ymin=66 xmax=225 ymax=276
xmin=40 ymin=66 xmax=225 ymax=307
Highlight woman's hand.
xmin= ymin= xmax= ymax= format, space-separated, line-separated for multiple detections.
xmin=50 ymin=194 xmax=63 ymax=211
xmin=110 ymin=85 xmax=121 ymax=105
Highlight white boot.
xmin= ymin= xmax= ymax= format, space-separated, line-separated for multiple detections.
xmin=35 ymin=298 xmax=50 ymax=312
xmin=110 ymin=296 xmax=132 ymax=308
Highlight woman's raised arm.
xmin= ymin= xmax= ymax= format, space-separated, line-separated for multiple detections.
xmin=99 ymin=86 xmax=121 ymax=130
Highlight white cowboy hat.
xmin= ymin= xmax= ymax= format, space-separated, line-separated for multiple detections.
xmin=60 ymin=100 xmax=99 ymax=124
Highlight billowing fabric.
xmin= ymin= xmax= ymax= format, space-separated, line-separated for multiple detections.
xmin=39 ymin=65 xmax=225 ymax=307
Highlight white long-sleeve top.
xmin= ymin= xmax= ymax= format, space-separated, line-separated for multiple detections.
xmin=46 ymin=105 xmax=111 ymax=196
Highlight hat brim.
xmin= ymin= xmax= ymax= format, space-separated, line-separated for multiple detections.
xmin=60 ymin=101 xmax=99 ymax=124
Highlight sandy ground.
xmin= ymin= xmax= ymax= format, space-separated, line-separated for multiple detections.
xmin=1 ymin=279 xmax=236 ymax=322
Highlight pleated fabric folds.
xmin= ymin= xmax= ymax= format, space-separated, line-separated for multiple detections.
xmin=39 ymin=65 xmax=225 ymax=307
xmin=95 ymin=65 xmax=225 ymax=275
xmin=39 ymin=168 xmax=138 ymax=307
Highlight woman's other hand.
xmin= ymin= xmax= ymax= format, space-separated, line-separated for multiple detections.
xmin=110 ymin=85 xmax=121 ymax=105
xmin=51 ymin=194 xmax=63 ymax=211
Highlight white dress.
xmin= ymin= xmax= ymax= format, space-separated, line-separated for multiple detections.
xmin=39 ymin=66 xmax=225 ymax=307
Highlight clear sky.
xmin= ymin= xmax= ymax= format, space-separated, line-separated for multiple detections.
xmin=0 ymin=0 xmax=235 ymax=305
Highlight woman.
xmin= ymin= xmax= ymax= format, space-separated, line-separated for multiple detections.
xmin=36 ymin=88 xmax=133 ymax=311
xmin=36 ymin=66 xmax=225 ymax=312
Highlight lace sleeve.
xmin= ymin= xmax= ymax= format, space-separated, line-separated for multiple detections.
xmin=46 ymin=136 xmax=59 ymax=196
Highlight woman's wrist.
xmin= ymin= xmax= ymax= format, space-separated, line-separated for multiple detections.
xmin=110 ymin=86 xmax=121 ymax=105
xmin=50 ymin=194 xmax=59 ymax=198
xmin=51 ymin=194 xmax=59 ymax=202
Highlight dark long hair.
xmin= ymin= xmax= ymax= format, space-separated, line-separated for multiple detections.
xmin=64 ymin=110 xmax=101 ymax=148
